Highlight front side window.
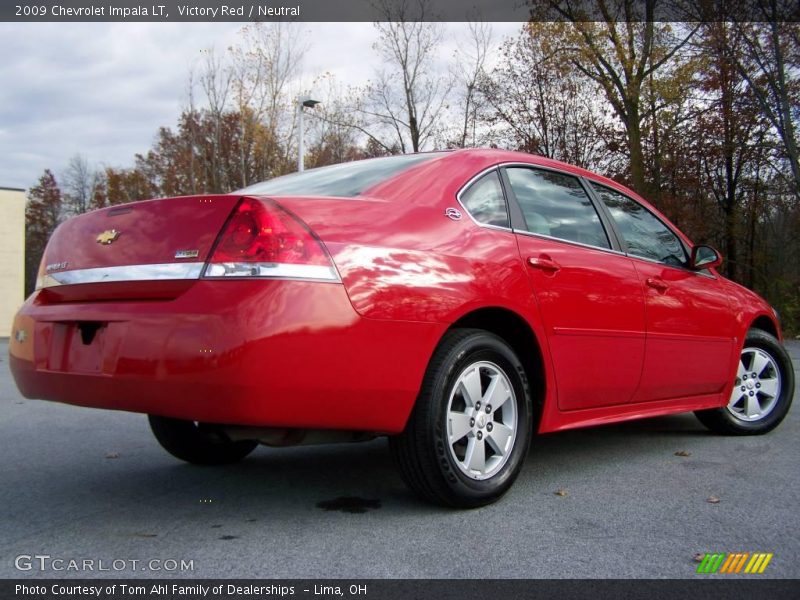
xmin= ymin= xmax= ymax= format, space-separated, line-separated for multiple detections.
xmin=505 ymin=167 xmax=610 ymax=249
xmin=591 ymin=183 xmax=686 ymax=267
xmin=459 ymin=170 xmax=510 ymax=228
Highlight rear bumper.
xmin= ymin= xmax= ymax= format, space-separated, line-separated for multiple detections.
xmin=9 ymin=280 xmax=441 ymax=433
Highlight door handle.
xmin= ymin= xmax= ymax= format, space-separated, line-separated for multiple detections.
xmin=528 ymin=256 xmax=561 ymax=272
xmin=646 ymin=277 xmax=669 ymax=292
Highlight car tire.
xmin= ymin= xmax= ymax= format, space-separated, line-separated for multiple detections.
xmin=390 ymin=328 xmax=533 ymax=508
xmin=695 ymin=328 xmax=795 ymax=435
xmin=148 ymin=416 xmax=259 ymax=465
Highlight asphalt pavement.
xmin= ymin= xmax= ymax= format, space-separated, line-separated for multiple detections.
xmin=1 ymin=338 xmax=798 ymax=579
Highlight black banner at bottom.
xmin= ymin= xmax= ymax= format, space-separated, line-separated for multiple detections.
xmin=2 ymin=580 xmax=799 ymax=600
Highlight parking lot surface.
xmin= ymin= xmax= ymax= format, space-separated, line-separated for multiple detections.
xmin=1 ymin=339 xmax=798 ymax=578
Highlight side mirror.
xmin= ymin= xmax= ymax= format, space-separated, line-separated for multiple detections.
xmin=690 ymin=245 xmax=722 ymax=270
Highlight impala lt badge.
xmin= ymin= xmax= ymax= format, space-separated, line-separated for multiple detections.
xmin=96 ymin=229 xmax=121 ymax=245
xmin=45 ymin=261 xmax=68 ymax=273
xmin=174 ymin=249 xmax=200 ymax=259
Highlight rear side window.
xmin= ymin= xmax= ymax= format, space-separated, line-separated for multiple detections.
xmin=591 ymin=183 xmax=687 ymax=267
xmin=505 ymin=167 xmax=610 ymax=249
xmin=238 ymin=153 xmax=438 ymax=197
xmin=459 ymin=170 xmax=509 ymax=228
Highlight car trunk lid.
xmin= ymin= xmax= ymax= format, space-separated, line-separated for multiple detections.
xmin=38 ymin=194 xmax=240 ymax=302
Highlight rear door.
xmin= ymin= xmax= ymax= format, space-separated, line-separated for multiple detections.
xmin=502 ymin=166 xmax=647 ymax=411
xmin=588 ymin=183 xmax=736 ymax=402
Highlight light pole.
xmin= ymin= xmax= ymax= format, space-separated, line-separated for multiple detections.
xmin=297 ymin=96 xmax=321 ymax=172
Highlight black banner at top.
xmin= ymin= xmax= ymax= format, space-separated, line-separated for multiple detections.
xmin=2 ymin=0 xmax=799 ymax=23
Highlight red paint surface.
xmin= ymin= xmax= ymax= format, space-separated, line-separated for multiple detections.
xmin=9 ymin=149 xmax=780 ymax=434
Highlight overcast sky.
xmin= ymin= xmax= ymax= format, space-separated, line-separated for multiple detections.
xmin=0 ymin=22 xmax=522 ymax=190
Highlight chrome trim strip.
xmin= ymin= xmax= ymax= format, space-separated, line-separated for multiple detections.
xmin=624 ymin=252 xmax=718 ymax=279
xmin=456 ymin=162 xmax=714 ymax=274
xmin=455 ymin=165 xmax=513 ymax=232
xmin=202 ymin=262 xmax=340 ymax=282
xmin=512 ymin=228 xmax=626 ymax=256
xmin=37 ymin=263 xmax=205 ymax=289
xmin=455 ymin=163 xmax=621 ymax=256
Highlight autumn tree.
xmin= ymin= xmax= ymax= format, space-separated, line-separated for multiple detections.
xmin=730 ymin=12 xmax=800 ymax=195
xmin=691 ymin=22 xmax=769 ymax=280
xmin=539 ymin=0 xmax=699 ymax=195
xmin=477 ymin=22 xmax=617 ymax=170
xmin=106 ymin=166 xmax=157 ymax=205
xmin=25 ymin=170 xmax=63 ymax=295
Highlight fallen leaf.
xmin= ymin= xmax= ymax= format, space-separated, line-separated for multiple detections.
xmin=105 ymin=452 xmax=120 ymax=459
xmin=133 ymin=532 xmax=157 ymax=538
xmin=555 ymin=489 xmax=568 ymax=497
xmin=675 ymin=450 xmax=692 ymax=457
xmin=693 ymin=553 xmax=705 ymax=563
xmin=707 ymin=496 xmax=721 ymax=504
xmin=219 ymin=535 xmax=239 ymax=540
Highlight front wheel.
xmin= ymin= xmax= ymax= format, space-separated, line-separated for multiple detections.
xmin=390 ymin=329 xmax=533 ymax=508
xmin=148 ymin=416 xmax=259 ymax=465
xmin=695 ymin=328 xmax=795 ymax=435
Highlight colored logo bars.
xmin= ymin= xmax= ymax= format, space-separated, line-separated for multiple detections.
xmin=696 ymin=552 xmax=773 ymax=574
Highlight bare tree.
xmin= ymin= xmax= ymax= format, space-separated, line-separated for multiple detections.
xmin=197 ymin=47 xmax=233 ymax=191
xmin=311 ymin=78 xmax=402 ymax=156
xmin=302 ymin=73 xmax=367 ymax=165
xmin=452 ymin=20 xmax=492 ymax=148
xmin=62 ymin=153 xmax=99 ymax=216
xmin=184 ymin=67 xmax=199 ymax=194
xmin=231 ymin=22 xmax=308 ymax=178
xmin=358 ymin=0 xmax=451 ymax=153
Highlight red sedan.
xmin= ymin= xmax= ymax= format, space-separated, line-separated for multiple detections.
xmin=9 ymin=149 xmax=795 ymax=507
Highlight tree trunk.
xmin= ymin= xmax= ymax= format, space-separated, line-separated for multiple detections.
xmin=724 ymin=205 xmax=737 ymax=281
xmin=625 ymin=100 xmax=648 ymax=197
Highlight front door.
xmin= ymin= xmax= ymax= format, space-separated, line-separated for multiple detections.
xmin=589 ymin=183 xmax=736 ymax=402
xmin=503 ymin=166 xmax=647 ymax=411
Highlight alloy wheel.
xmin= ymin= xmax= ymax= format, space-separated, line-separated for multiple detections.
xmin=445 ymin=361 xmax=518 ymax=480
xmin=727 ymin=347 xmax=782 ymax=422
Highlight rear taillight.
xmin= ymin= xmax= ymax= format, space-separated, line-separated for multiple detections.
xmin=203 ymin=197 xmax=339 ymax=281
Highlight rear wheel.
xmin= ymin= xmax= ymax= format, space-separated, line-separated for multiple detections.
xmin=695 ymin=328 xmax=794 ymax=435
xmin=148 ymin=416 xmax=258 ymax=465
xmin=390 ymin=329 xmax=533 ymax=508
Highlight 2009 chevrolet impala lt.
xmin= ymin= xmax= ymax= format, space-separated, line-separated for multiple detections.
xmin=9 ymin=149 xmax=795 ymax=507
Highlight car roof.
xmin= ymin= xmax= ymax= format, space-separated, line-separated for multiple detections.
xmin=448 ymin=148 xmax=627 ymax=187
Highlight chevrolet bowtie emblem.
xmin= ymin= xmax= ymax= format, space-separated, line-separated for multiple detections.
xmin=96 ymin=230 xmax=121 ymax=245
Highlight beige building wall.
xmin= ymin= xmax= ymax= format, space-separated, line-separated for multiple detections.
xmin=0 ymin=187 xmax=26 ymax=337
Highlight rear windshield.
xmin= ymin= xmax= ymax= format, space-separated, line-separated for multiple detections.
xmin=237 ymin=153 xmax=440 ymax=197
